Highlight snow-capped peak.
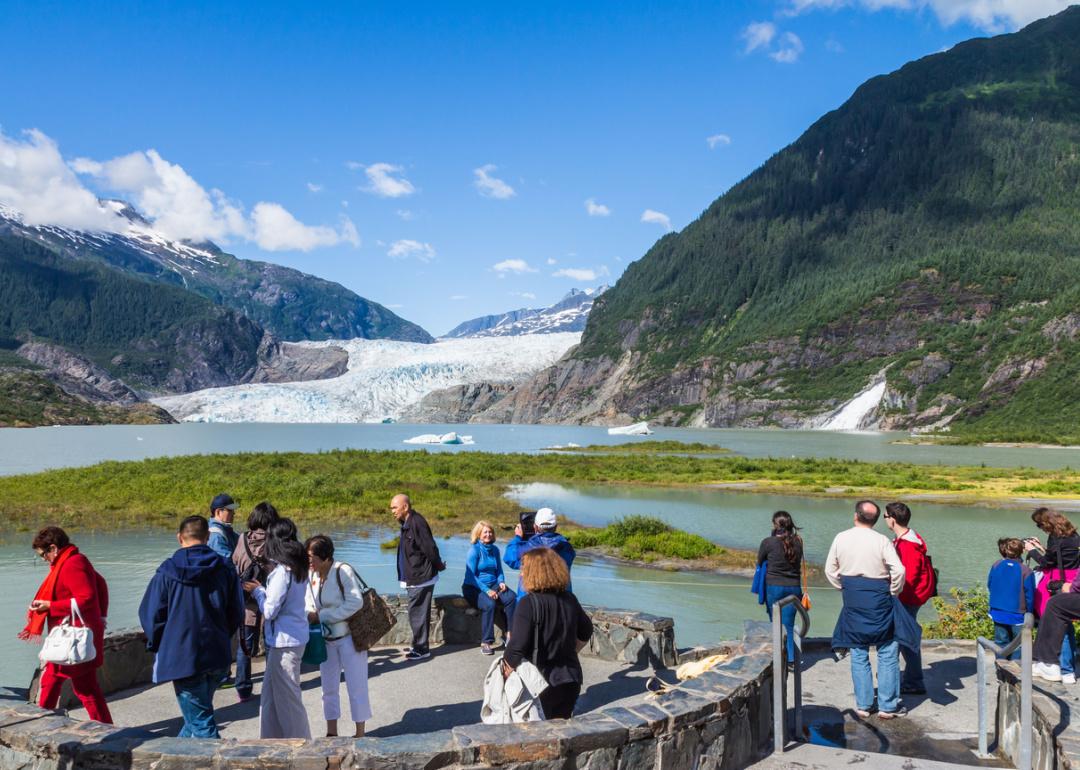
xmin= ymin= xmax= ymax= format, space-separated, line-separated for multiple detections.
xmin=442 ymin=285 xmax=607 ymax=339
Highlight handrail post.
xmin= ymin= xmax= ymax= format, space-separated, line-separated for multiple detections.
xmin=977 ymin=639 xmax=988 ymax=757
xmin=793 ymin=620 xmax=804 ymax=741
xmin=1020 ymin=613 xmax=1033 ymax=770
xmin=773 ymin=606 xmax=785 ymax=754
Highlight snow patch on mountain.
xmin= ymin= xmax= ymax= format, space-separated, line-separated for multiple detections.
xmin=443 ymin=286 xmax=607 ymax=338
xmin=153 ymin=333 xmax=580 ymax=423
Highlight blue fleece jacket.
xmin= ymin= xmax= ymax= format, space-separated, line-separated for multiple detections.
xmin=463 ymin=541 xmax=505 ymax=592
xmin=207 ymin=521 xmax=239 ymax=562
xmin=138 ymin=544 xmax=244 ymax=683
xmin=504 ymin=531 xmax=576 ymax=598
xmin=987 ymin=558 xmax=1036 ymax=626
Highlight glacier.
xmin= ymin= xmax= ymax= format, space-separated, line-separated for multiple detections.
xmin=153 ymin=334 xmax=580 ymax=423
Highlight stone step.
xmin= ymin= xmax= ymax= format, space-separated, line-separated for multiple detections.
xmin=749 ymin=743 xmax=994 ymax=769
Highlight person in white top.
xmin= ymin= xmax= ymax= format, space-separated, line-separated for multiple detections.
xmin=244 ymin=518 xmax=311 ymax=740
xmin=305 ymin=535 xmax=371 ymax=737
xmin=825 ymin=500 xmax=908 ymax=720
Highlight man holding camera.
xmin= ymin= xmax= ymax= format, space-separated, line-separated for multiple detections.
xmin=504 ymin=508 xmax=576 ymax=598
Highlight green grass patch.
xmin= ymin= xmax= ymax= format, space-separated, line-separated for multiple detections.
xmin=555 ymin=441 xmax=731 ymax=454
xmin=566 ymin=515 xmax=755 ymax=569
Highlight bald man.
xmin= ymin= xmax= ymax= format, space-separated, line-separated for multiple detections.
xmin=392 ymin=494 xmax=445 ymax=661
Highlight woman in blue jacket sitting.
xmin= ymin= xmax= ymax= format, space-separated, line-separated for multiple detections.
xmin=462 ymin=520 xmax=517 ymax=655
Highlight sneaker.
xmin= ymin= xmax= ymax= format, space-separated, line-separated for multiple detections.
xmin=1063 ymin=673 xmax=1077 ymax=685
xmin=481 ymin=643 xmax=494 ymax=655
xmin=237 ymin=691 xmax=253 ymax=703
xmin=879 ymin=706 xmax=908 ymax=720
xmin=405 ymin=649 xmax=431 ymax=661
xmin=218 ymin=677 xmax=236 ymax=690
xmin=854 ymin=706 xmax=877 ymax=718
xmin=1034 ymin=662 xmax=1063 ymax=682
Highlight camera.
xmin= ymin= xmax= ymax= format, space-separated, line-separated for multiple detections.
xmin=519 ymin=511 xmax=536 ymax=539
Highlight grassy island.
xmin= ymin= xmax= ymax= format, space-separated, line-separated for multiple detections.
xmin=548 ymin=441 xmax=732 ymax=454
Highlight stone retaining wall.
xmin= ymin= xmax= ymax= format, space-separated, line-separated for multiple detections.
xmin=996 ymin=659 xmax=1076 ymax=770
xmin=0 ymin=619 xmax=773 ymax=770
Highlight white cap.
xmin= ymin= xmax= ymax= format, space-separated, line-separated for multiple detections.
xmin=535 ymin=508 xmax=557 ymax=530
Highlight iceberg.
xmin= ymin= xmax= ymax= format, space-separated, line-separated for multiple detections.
xmin=404 ymin=432 xmax=475 ymax=446
xmin=607 ymin=421 xmax=652 ymax=436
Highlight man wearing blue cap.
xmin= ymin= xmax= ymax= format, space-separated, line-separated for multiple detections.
xmin=208 ymin=494 xmax=240 ymax=563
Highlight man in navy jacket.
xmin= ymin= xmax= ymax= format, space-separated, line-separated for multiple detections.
xmin=504 ymin=508 xmax=576 ymax=598
xmin=139 ymin=515 xmax=244 ymax=738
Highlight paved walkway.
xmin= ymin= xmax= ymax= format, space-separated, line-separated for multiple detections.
xmin=785 ymin=646 xmax=1009 ymax=767
xmin=71 ymin=644 xmax=655 ymax=738
xmin=750 ymin=743 xmax=992 ymax=769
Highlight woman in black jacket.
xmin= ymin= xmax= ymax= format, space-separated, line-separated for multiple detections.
xmin=502 ymin=547 xmax=593 ymax=719
xmin=1025 ymin=507 xmax=1080 ymax=682
xmin=757 ymin=510 xmax=803 ymax=662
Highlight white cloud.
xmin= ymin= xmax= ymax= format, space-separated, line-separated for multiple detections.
xmin=306 ymin=182 xmax=323 ymax=193
xmin=474 ymin=164 xmax=516 ymax=199
xmin=546 ymin=257 xmax=558 ymax=265
xmin=450 ymin=294 xmax=468 ymax=300
xmin=784 ymin=0 xmax=1071 ymax=32
xmin=0 ymin=129 xmax=126 ymax=231
xmin=511 ymin=291 xmax=537 ymax=300
xmin=492 ymin=258 xmax=537 ymax=274
xmin=706 ymin=134 xmax=732 ymax=149
xmin=396 ymin=209 xmax=415 ymax=220
xmin=770 ymin=32 xmax=805 ymax=63
xmin=584 ymin=198 xmax=611 ymax=216
xmin=251 ymin=204 xmax=359 ymax=251
xmin=553 ymin=267 xmax=598 ymax=281
xmin=387 ymin=239 xmax=436 ymax=261
xmin=641 ymin=209 xmax=673 ymax=230
xmin=358 ymin=162 xmax=416 ymax=198
xmin=742 ymin=21 xmax=777 ymax=53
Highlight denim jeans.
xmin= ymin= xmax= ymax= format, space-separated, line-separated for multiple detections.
xmin=899 ymin=603 xmax=924 ymax=690
xmin=993 ymin=622 xmax=1023 ymax=661
xmin=850 ymin=640 xmax=900 ymax=713
xmin=235 ymin=622 xmax=260 ymax=698
xmin=1062 ymin=624 xmax=1076 ymax=674
xmin=173 ymin=668 xmax=227 ymax=738
xmin=464 ymin=586 xmax=518 ymax=644
xmin=765 ymin=584 xmax=802 ymax=661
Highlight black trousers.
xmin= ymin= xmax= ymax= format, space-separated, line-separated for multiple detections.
xmin=540 ymin=682 xmax=581 ymax=720
xmin=1034 ymin=591 xmax=1080 ymax=664
xmin=406 ymin=584 xmax=435 ymax=653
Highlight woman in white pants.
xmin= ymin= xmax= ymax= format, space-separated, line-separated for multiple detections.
xmin=305 ymin=535 xmax=372 ymax=737
xmin=245 ymin=518 xmax=311 ymax=739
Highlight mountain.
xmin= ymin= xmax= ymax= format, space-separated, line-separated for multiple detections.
xmin=456 ymin=7 xmax=1080 ymax=442
xmin=442 ymin=287 xmax=607 ymax=338
xmin=0 ymin=203 xmax=432 ymax=343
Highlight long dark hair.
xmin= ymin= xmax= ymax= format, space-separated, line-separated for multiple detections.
xmin=772 ymin=511 xmax=803 ymax=565
xmin=263 ymin=517 xmax=308 ymax=582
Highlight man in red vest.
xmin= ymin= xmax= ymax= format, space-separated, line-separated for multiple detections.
xmin=885 ymin=501 xmax=936 ymax=696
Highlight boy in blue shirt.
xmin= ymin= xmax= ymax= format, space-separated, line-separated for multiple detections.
xmin=987 ymin=537 xmax=1036 ymax=660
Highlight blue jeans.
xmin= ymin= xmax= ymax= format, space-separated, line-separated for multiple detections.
xmin=1062 ymin=624 xmax=1076 ymax=674
xmin=899 ymin=604 xmax=924 ymax=690
xmin=464 ymin=586 xmax=518 ymax=644
xmin=765 ymin=585 xmax=802 ymax=661
xmin=850 ymin=640 xmax=900 ymax=713
xmin=173 ymin=668 xmax=227 ymax=738
xmin=993 ymin=622 xmax=1023 ymax=661
xmin=235 ymin=622 xmax=260 ymax=698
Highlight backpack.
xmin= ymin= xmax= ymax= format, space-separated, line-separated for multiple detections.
xmin=925 ymin=550 xmax=939 ymax=598
xmin=239 ymin=533 xmax=269 ymax=585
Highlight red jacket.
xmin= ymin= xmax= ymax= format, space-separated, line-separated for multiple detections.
xmin=47 ymin=550 xmax=109 ymax=673
xmin=894 ymin=530 xmax=934 ymax=607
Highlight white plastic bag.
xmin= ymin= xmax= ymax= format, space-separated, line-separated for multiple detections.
xmin=39 ymin=599 xmax=96 ymax=666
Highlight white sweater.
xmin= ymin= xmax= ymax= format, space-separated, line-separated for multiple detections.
xmin=825 ymin=526 xmax=906 ymax=595
xmin=253 ymin=564 xmax=310 ymax=649
xmin=305 ymin=562 xmax=365 ymax=640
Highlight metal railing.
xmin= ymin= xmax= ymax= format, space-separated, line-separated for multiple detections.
xmin=772 ymin=594 xmax=811 ymax=754
xmin=975 ymin=612 xmax=1033 ymax=770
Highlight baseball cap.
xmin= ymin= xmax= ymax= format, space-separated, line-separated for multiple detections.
xmin=535 ymin=507 xmax=557 ymax=530
xmin=210 ymin=493 xmax=237 ymax=513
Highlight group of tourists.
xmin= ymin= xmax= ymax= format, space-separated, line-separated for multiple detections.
xmin=21 ymin=493 xmax=591 ymax=739
xmin=757 ymin=500 xmax=1080 ymax=718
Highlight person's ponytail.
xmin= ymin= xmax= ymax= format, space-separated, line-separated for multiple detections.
xmin=771 ymin=510 xmax=803 ymax=566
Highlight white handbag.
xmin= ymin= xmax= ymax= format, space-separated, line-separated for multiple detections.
xmin=38 ymin=599 xmax=96 ymax=666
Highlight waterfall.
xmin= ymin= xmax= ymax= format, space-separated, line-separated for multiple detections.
xmin=817 ymin=379 xmax=887 ymax=431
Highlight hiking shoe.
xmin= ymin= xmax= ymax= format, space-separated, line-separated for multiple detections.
xmin=879 ymin=706 xmax=908 ymax=720
xmin=481 ymin=643 xmax=494 ymax=655
xmin=1063 ymin=673 xmax=1077 ymax=685
xmin=854 ymin=706 xmax=877 ymax=718
xmin=237 ymin=691 xmax=253 ymax=703
xmin=1034 ymin=662 xmax=1062 ymax=682
xmin=405 ymin=650 xmax=431 ymax=661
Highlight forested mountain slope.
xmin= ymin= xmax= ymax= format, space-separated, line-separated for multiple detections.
xmin=479 ymin=7 xmax=1080 ymax=442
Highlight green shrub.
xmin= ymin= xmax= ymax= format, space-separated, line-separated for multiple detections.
xmin=923 ymin=587 xmax=995 ymax=640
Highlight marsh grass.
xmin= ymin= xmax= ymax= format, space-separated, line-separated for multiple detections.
xmin=554 ymin=441 xmax=732 ymax=454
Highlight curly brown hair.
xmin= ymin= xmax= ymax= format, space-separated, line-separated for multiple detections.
xmin=31 ymin=526 xmax=70 ymax=553
xmin=520 ymin=547 xmax=570 ymax=593
xmin=1040 ymin=509 xmax=1078 ymax=538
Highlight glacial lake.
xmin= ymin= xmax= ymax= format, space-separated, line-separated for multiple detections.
xmin=0 ymin=422 xmax=1072 ymax=687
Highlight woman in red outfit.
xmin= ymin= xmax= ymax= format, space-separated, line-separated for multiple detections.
xmin=19 ymin=526 xmax=112 ymax=724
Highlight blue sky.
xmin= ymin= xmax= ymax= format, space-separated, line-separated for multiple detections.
xmin=0 ymin=0 xmax=1071 ymax=335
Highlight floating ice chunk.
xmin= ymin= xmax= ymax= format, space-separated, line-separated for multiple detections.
xmin=607 ymin=422 xmax=652 ymax=436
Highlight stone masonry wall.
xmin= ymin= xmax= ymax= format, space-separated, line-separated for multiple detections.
xmin=0 ymin=620 xmax=773 ymax=770
xmin=996 ymin=659 xmax=1075 ymax=770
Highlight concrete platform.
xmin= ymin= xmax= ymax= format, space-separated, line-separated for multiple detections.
xmin=750 ymin=743 xmax=986 ymax=769
xmin=788 ymin=646 xmax=1009 ymax=767
xmin=70 ymin=644 xmax=656 ymax=738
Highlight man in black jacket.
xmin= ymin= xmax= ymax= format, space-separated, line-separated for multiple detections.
xmin=392 ymin=494 xmax=445 ymax=661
